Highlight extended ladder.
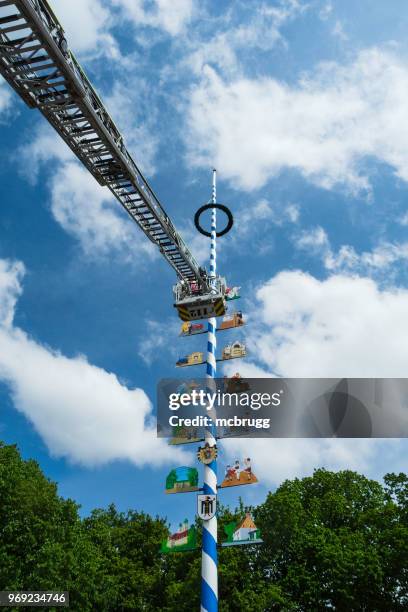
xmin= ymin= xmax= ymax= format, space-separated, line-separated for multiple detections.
xmin=0 ymin=0 xmax=204 ymax=283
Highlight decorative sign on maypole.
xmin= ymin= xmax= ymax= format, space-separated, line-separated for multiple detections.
xmin=225 ymin=286 xmax=241 ymax=301
xmin=197 ymin=494 xmax=217 ymax=520
xmin=220 ymin=458 xmax=258 ymax=488
xmin=221 ymin=513 xmax=263 ymax=547
xmin=197 ymin=442 xmax=218 ymax=465
xmin=165 ymin=466 xmax=199 ymax=494
xmin=168 ymin=426 xmax=202 ymax=445
xmin=223 ymin=373 xmax=250 ymax=393
xmin=160 ymin=519 xmax=197 ymax=553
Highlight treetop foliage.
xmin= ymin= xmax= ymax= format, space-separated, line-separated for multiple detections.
xmin=0 ymin=441 xmax=406 ymax=611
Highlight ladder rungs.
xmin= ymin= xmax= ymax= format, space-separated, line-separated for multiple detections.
xmin=12 ymin=54 xmax=49 ymax=66
xmin=38 ymin=89 xmax=69 ymax=99
xmin=4 ymin=42 xmax=43 ymax=53
xmin=26 ymin=80 xmax=65 ymax=90
xmin=1 ymin=22 xmax=30 ymax=34
xmin=0 ymin=14 xmax=20 ymax=25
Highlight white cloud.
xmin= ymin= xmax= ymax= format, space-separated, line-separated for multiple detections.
xmin=238 ymin=200 xmax=284 ymax=233
xmin=318 ymin=1 xmax=333 ymax=21
xmin=0 ymin=258 xmax=185 ymax=467
xmin=326 ymin=242 xmax=408 ymax=273
xmin=104 ymin=79 xmax=158 ymax=177
xmin=138 ymin=318 xmax=179 ymax=365
xmin=185 ymin=33 xmax=239 ymax=78
xmin=222 ymin=437 xmax=404 ymax=487
xmin=186 ymin=48 xmax=408 ymax=193
xmin=19 ymin=125 xmax=156 ymax=261
xmin=183 ymin=0 xmax=307 ymax=77
xmin=295 ymin=225 xmax=408 ymax=276
xmin=286 ymin=203 xmax=300 ymax=223
xmin=332 ymin=19 xmax=348 ymax=41
xmin=0 ymin=260 xmax=25 ymax=328
xmin=113 ymin=0 xmax=195 ymax=36
xmin=53 ymin=0 xmax=119 ymax=58
xmin=220 ymin=270 xmax=408 ymax=484
xmin=50 ymin=161 xmax=154 ymax=260
xmin=19 ymin=125 xmax=72 ymax=183
xmin=296 ymin=225 xmax=329 ymax=249
xmin=251 ymin=270 xmax=408 ymax=377
xmin=226 ymin=198 xmax=300 ymax=256
xmin=0 ymin=79 xmax=12 ymax=117
xmin=398 ymin=212 xmax=408 ymax=226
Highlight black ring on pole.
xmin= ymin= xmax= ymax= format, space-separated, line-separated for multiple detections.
xmin=194 ymin=203 xmax=234 ymax=237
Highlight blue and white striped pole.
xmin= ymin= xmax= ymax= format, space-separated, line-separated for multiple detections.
xmin=201 ymin=169 xmax=218 ymax=612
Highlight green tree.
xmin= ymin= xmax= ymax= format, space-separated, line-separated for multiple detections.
xmin=0 ymin=442 xmax=101 ymax=609
xmin=1 ymin=441 xmax=407 ymax=611
xmin=255 ymin=468 xmax=408 ymax=610
xmin=83 ymin=505 xmax=168 ymax=610
xmin=188 ymin=468 xmax=198 ymax=487
xmin=166 ymin=470 xmax=177 ymax=490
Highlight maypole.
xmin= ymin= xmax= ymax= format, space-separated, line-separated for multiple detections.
xmin=163 ymin=169 xmax=260 ymax=611
xmin=201 ymin=169 xmax=218 ymax=612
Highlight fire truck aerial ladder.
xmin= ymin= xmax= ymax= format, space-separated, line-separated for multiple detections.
xmin=0 ymin=0 xmax=229 ymax=319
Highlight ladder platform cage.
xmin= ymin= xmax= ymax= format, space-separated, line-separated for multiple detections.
xmin=173 ymin=275 xmax=227 ymax=321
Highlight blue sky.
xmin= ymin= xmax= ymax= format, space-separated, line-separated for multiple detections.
xmin=0 ymin=0 xmax=408 ymax=524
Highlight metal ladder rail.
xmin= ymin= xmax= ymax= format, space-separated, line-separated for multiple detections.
xmin=0 ymin=0 xmax=201 ymax=282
